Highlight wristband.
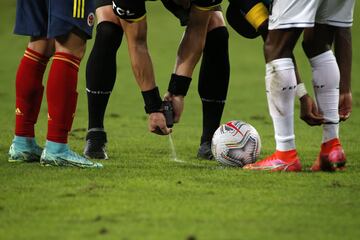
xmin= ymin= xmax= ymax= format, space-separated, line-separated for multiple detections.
xmin=141 ymin=87 xmax=163 ymax=114
xmin=168 ymin=73 xmax=192 ymax=96
xmin=296 ymin=83 xmax=308 ymax=99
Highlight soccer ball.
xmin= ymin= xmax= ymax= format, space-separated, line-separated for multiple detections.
xmin=211 ymin=120 xmax=261 ymax=167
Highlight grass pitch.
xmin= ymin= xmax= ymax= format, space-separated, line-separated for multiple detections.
xmin=1 ymin=2 xmax=360 ymax=240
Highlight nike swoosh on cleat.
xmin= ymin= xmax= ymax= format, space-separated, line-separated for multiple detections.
xmin=247 ymin=163 xmax=287 ymax=170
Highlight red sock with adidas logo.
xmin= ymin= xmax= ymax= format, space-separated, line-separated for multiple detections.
xmin=15 ymin=48 xmax=49 ymax=137
xmin=47 ymin=52 xmax=80 ymax=143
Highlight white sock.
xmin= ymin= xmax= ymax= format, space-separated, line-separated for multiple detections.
xmin=310 ymin=51 xmax=340 ymax=143
xmin=265 ymin=58 xmax=297 ymax=151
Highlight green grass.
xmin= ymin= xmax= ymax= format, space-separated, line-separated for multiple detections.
xmin=1 ymin=2 xmax=360 ymax=240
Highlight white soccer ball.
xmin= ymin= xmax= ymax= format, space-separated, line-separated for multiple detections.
xmin=211 ymin=120 xmax=261 ymax=167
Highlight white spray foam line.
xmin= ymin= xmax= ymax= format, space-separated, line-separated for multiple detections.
xmin=168 ymin=134 xmax=220 ymax=168
xmin=168 ymin=134 xmax=177 ymax=161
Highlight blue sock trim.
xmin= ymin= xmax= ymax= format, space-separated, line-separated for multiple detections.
xmin=13 ymin=136 xmax=35 ymax=146
xmin=45 ymin=140 xmax=69 ymax=153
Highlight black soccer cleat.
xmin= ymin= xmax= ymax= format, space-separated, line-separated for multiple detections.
xmin=197 ymin=141 xmax=214 ymax=160
xmin=84 ymin=131 xmax=108 ymax=160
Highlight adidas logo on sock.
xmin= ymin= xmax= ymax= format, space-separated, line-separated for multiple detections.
xmin=15 ymin=108 xmax=23 ymax=116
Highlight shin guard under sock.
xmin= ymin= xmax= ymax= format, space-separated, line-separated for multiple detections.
xmin=86 ymin=22 xmax=123 ymax=130
xmin=15 ymin=48 xmax=49 ymax=137
xmin=47 ymin=52 xmax=80 ymax=143
xmin=198 ymin=27 xmax=230 ymax=143
xmin=265 ymin=58 xmax=296 ymax=151
xmin=310 ymin=51 xmax=340 ymax=143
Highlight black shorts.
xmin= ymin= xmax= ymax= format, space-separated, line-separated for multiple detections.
xmin=14 ymin=0 xmax=95 ymax=39
xmin=112 ymin=0 xmax=222 ymax=22
xmin=112 ymin=0 xmax=146 ymax=21
xmin=95 ymin=0 xmax=112 ymax=9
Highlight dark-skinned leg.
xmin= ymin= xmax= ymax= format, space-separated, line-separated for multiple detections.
xmin=303 ymin=25 xmax=339 ymax=143
xmin=334 ymin=27 xmax=352 ymax=121
xmin=245 ymin=29 xmax=303 ymax=171
xmin=306 ymin=26 xmax=352 ymax=120
xmin=303 ymin=25 xmax=345 ymax=171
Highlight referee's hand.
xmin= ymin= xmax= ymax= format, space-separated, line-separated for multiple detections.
xmin=149 ymin=112 xmax=172 ymax=135
xmin=164 ymin=92 xmax=184 ymax=123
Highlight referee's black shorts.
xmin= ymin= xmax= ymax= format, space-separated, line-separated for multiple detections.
xmin=95 ymin=0 xmax=112 ymax=9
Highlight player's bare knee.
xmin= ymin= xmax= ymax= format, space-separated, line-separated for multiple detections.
xmin=55 ymin=31 xmax=87 ymax=59
xmin=264 ymin=30 xmax=283 ymax=61
xmin=96 ymin=5 xmax=121 ymax=25
xmin=302 ymin=29 xmax=318 ymax=57
xmin=264 ymin=38 xmax=277 ymax=62
xmin=207 ymin=11 xmax=225 ymax=32
xmin=74 ymin=44 xmax=87 ymax=60
xmin=28 ymin=38 xmax=54 ymax=57
xmin=303 ymin=26 xmax=333 ymax=58
xmin=302 ymin=38 xmax=330 ymax=59
xmin=265 ymin=30 xmax=301 ymax=62
xmin=302 ymin=40 xmax=313 ymax=58
xmin=56 ymin=43 xmax=86 ymax=60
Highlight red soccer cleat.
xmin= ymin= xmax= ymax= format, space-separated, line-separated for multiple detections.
xmin=311 ymin=138 xmax=346 ymax=172
xmin=244 ymin=150 xmax=302 ymax=172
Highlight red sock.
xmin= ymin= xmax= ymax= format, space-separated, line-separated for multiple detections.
xmin=47 ymin=52 xmax=81 ymax=143
xmin=15 ymin=48 xmax=49 ymax=137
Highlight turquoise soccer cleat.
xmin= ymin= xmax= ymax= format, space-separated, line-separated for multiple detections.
xmin=40 ymin=141 xmax=103 ymax=168
xmin=8 ymin=136 xmax=43 ymax=162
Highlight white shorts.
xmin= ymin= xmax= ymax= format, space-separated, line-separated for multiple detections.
xmin=316 ymin=0 xmax=355 ymax=27
xmin=269 ymin=0 xmax=355 ymax=30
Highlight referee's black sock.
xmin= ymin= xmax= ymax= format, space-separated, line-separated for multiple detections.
xmin=86 ymin=21 xmax=123 ymax=130
xmin=198 ymin=26 xmax=230 ymax=144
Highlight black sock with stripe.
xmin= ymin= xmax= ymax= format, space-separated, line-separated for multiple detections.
xmin=198 ymin=26 xmax=230 ymax=144
xmin=86 ymin=21 xmax=123 ymax=130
